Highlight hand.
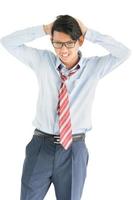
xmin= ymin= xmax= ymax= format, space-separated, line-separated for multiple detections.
xmin=76 ymin=19 xmax=88 ymax=35
xmin=43 ymin=22 xmax=53 ymax=35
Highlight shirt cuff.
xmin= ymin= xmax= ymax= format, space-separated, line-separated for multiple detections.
xmin=84 ymin=28 xmax=100 ymax=42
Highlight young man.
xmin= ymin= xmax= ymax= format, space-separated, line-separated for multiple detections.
xmin=0 ymin=15 xmax=130 ymax=200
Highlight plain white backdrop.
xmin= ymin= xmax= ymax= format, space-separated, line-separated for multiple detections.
xmin=0 ymin=0 xmax=132 ymax=199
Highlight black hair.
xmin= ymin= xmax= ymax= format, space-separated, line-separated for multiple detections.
xmin=51 ymin=15 xmax=82 ymax=40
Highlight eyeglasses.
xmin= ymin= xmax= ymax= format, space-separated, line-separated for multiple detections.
xmin=52 ymin=40 xmax=77 ymax=49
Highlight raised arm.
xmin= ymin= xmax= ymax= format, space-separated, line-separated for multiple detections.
xmin=77 ymin=19 xmax=131 ymax=79
xmin=0 ymin=25 xmax=47 ymax=71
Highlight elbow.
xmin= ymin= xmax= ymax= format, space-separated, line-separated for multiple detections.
xmin=126 ymin=48 xmax=131 ymax=59
xmin=0 ymin=37 xmax=9 ymax=49
xmin=0 ymin=36 xmax=15 ymax=50
xmin=120 ymin=48 xmax=131 ymax=62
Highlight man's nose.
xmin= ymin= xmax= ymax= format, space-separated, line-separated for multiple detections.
xmin=60 ymin=44 xmax=68 ymax=51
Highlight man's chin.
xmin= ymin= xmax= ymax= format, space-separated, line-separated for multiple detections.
xmin=60 ymin=57 xmax=70 ymax=65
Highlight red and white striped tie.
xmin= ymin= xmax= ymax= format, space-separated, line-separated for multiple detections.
xmin=57 ymin=65 xmax=79 ymax=150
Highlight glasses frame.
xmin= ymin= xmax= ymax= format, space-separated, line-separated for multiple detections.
xmin=51 ymin=40 xmax=77 ymax=49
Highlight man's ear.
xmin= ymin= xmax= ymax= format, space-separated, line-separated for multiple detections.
xmin=78 ymin=35 xmax=84 ymax=46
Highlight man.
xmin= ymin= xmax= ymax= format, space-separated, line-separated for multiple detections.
xmin=0 ymin=15 xmax=130 ymax=200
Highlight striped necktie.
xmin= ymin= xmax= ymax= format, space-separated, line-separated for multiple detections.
xmin=57 ymin=65 xmax=80 ymax=150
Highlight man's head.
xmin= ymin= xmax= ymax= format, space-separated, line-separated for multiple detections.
xmin=51 ymin=15 xmax=84 ymax=69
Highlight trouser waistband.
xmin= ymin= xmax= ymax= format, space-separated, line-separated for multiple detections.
xmin=34 ymin=128 xmax=85 ymax=144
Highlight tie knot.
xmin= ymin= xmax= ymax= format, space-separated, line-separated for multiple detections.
xmin=61 ymin=74 xmax=67 ymax=81
xmin=59 ymin=64 xmax=80 ymax=82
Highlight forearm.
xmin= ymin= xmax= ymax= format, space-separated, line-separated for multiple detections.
xmin=0 ymin=25 xmax=45 ymax=50
xmin=85 ymin=29 xmax=131 ymax=60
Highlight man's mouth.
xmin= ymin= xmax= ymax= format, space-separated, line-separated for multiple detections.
xmin=60 ymin=54 xmax=69 ymax=59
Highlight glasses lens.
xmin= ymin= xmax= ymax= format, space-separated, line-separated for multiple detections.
xmin=65 ymin=41 xmax=75 ymax=48
xmin=52 ymin=42 xmax=62 ymax=48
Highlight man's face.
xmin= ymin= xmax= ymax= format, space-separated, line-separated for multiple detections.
xmin=51 ymin=31 xmax=83 ymax=69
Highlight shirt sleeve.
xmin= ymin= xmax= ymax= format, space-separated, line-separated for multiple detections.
xmin=85 ymin=29 xmax=131 ymax=79
xmin=0 ymin=25 xmax=47 ymax=72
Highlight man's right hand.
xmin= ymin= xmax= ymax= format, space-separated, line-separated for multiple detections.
xmin=43 ymin=23 xmax=53 ymax=35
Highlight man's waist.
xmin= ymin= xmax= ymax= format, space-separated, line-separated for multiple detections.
xmin=34 ymin=128 xmax=85 ymax=144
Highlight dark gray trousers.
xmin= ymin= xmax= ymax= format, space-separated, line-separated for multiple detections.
xmin=20 ymin=132 xmax=89 ymax=200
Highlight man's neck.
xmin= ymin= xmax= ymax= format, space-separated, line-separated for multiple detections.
xmin=64 ymin=56 xmax=80 ymax=70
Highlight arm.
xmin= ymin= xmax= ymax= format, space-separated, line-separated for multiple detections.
xmin=86 ymin=29 xmax=131 ymax=79
xmin=77 ymin=20 xmax=131 ymax=79
xmin=0 ymin=25 xmax=47 ymax=71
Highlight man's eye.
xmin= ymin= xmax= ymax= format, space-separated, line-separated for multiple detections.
xmin=56 ymin=42 xmax=62 ymax=45
xmin=67 ymin=41 xmax=73 ymax=44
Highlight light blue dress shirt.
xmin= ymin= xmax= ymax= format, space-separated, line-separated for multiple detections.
xmin=0 ymin=25 xmax=130 ymax=135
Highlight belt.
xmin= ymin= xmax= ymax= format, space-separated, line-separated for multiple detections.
xmin=34 ymin=128 xmax=85 ymax=144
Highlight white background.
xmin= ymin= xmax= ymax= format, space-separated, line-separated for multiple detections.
xmin=0 ymin=0 xmax=133 ymax=199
